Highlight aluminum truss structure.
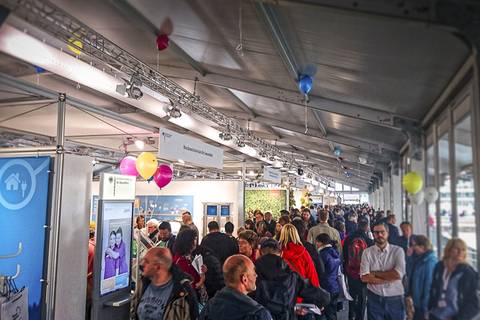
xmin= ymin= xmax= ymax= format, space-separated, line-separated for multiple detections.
xmin=2 ymin=0 xmax=345 ymax=184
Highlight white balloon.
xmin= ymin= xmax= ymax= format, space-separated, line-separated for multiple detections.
xmin=410 ymin=190 xmax=424 ymax=205
xmin=424 ymin=187 xmax=439 ymax=204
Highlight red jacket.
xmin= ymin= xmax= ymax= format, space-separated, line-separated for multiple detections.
xmin=173 ymin=254 xmax=200 ymax=288
xmin=281 ymin=242 xmax=320 ymax=288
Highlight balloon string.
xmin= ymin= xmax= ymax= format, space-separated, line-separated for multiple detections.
xmin=304 ymin=95 xmax=308 ymax=134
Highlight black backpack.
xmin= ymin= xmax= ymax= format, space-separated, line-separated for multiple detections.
xmin=255 ymin=277 xmax=295 ymax=320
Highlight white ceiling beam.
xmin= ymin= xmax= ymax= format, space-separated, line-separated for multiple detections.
xmin=156 ymin=65 xmax=403 ymax=129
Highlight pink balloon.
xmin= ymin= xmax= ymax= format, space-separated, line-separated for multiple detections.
xmin=119 ymin=156 xmax=138 ymax=176
xmin=153 ymin=164 xmax=173 ymax=189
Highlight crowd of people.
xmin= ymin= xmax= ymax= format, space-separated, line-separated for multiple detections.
xmin=130 ymin=205 xmax=480 ymax=320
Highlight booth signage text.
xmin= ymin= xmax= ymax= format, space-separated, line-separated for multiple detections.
xmin=100 ymin=173 xmax=136 ymax=200
xmin=158 ymin=128 xmax=223 ymax=169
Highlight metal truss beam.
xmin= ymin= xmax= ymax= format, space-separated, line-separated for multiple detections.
xmin=156 ymin=65 xmax=411 ymax=129
xmin=2 ymin=0 xmax=326 ymax=179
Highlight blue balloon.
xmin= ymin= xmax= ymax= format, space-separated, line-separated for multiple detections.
xmin=34 ymin=66 xmax=45 ymax=74
xmin=333 ymin=147 xmax=342 ymax=157
xmin=298 ymin=75 xmax=313 ymax=94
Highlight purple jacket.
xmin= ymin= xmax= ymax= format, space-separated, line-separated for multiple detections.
xmin=318 ymin=246 xmax=341 ymax=294
xmin=115 ymin=241 xmax=128 ymax=274
xmin=104 ymin=249 xmax=116 ymax=279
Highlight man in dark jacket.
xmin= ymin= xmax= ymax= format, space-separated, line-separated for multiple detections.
xmin=342 ymin=221 xmax=373 ymax=320
xmin=200 ymin=254 xmax=272 ymax=320
xmin=133 ymin=247 xmax=198 ymax=319
xmin=201 ymin=221 xmax=239 ymax=265
xmin=254 ymin=238 xmax=330 ymax=320
xmin=264 ymin=212 xmax=277 ymax=236
xmin=157 ymin=221 xmax=176 ymax=254
xmin=386 ymin=214 xmax=400 ymax=245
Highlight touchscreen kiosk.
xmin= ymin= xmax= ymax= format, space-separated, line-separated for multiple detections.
xmin=99 ymin=201 xmax=132 ymax=296
xmin=91 ymin=200 xmax=133 ymax=320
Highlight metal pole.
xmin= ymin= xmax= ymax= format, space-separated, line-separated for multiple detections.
xmin=449 ymin=107 xmax=458 ymax=237
xmin=472 ymin=53 xmax=480 ymax=271
xmin=0 ymin=146 xmax=57 ymax=155
xmin=45 ymin=93 xmax=66 ymax=319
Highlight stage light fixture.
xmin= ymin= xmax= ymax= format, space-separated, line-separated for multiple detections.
xmin=236 ymin=139 xmax=246 ymax=147
xmin=219 ymin=131 xmax=232 ymax=141
xmin=134 ymin=139 xmax=145 ymax=149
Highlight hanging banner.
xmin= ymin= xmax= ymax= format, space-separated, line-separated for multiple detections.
xmin=0 ymin=156 xmax=51 ymax=320
xmin=263 ymin=166 xmax=281 ymax=184
xmin=158 ymin=127 xmax=223 ymax=169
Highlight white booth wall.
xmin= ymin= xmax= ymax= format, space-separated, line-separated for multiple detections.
xmin=91 ymin=179 xmax=244 ymax=238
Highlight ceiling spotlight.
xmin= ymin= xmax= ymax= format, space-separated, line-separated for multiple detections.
xmin=236 ymin=139 xmax=246 ymax=148
xmin=297 ymin=168 xmax=304 ymax=176
xmin=128 ymin=85 xmax=143 ymax=100
xmin=269 ymin=155 xmax=275 ymax=161
xmin=167 ymin=106 xmax=182 ymax=118
xmin=219 ymin=131 xmax=232 ymax=141
xmin=259 ymin=150 xmax=268 ymax=158
xmin=134 ymin=139 xmax=145 ymax=149
xmin=116 ymin=76 xmax=143 ymax=100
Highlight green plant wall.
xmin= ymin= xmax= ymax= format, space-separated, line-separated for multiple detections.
xmin=245 ymin=189 xmax=288 ymax=220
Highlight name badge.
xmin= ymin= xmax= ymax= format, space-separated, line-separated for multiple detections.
xmin=438 ymin=300 xmax=447 ymax=308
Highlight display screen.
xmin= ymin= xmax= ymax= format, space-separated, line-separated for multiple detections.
xmin=206 ymin=205 xmax=217 ymax=216
xmin=220 ymin=205 xmax=230 ymax=216
xmin=100 ymin=201 xmax=133 ymax=296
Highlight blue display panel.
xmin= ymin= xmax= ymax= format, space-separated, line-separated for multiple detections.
xmin=0 ymin=157 xmax=51 ymax=320
xmin=220 ymin=205 xmax=230 ymax=216
xmin=135 ymin=195 xmax=194 ymax=220
xmin=207 ymin=205 xmax=218 ymax=216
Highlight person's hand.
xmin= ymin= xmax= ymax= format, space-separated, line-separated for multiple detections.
xmin=200 ymin=264 xmax=208 ymax=274
xmin=294 ymin=307 xmax=308 ymax=316
xmin=196 ymin=273 xmax=206 ymax=288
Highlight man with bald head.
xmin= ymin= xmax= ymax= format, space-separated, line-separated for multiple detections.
xmin=133 ymin=247 xmax=198 ymax=319
xmin=200 ymin=254 xmax=272 ymax=320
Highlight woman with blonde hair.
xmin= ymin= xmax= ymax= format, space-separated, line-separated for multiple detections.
xmin=279 ymin=224 xmax=319 ymax=288
xmin=428 ymin=238 xmax=479 ymax=320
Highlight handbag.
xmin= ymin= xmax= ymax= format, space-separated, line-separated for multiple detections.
xmin=337 ymin=268 xmax=353 ymax=301
xmin=0 ymin=287 xmax=29 ymax=320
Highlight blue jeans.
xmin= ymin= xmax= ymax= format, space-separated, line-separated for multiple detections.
xmin=367 ymin=291 xmax=405 ymax=320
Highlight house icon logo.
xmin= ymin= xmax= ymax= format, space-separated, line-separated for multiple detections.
xmin=0 ymin=158 xmax=50 ymax=210
xmin=5 ymin=173 xmax=21 ymax=191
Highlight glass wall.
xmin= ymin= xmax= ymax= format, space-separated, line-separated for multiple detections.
xmin=454 ymin=114 xmax=476 ymax=267
xmin=425 ymin=86 xmax=478 ymax=270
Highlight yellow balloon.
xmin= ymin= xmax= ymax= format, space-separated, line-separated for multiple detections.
xmin=67 ymin=37 xmax=83 ymax=55
xmin=402 ymin=172 xmax=423 ymax=194
xmin=136 ymin=152 xmax=158 ymax=180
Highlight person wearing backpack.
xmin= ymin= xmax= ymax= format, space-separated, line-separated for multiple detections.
xmin=254 ymin=238 xmax=330 ymax=320
xmin=342 ymin=221 xmax=373 ymax=320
